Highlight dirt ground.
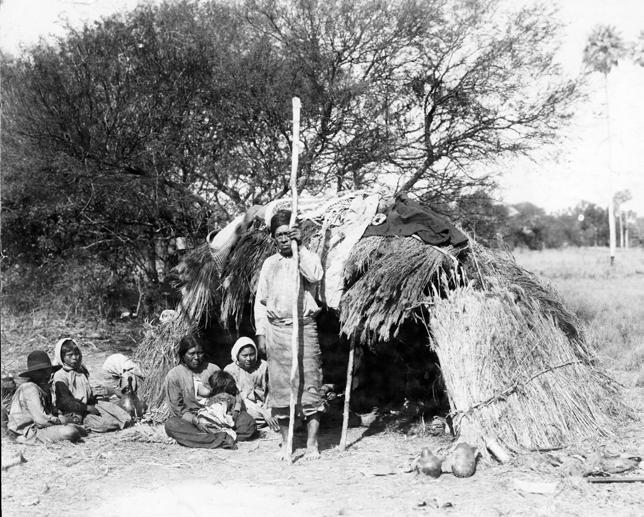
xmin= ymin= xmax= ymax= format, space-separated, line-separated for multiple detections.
xmin=2 ymin=248 xmax=644 ymax=516
xmin=1 ymin=366 xmax=643 ymax=517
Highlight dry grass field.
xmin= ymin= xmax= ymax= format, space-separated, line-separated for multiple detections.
xmin=1 ymin=246 xmax=643 ymax=516
xmin=513 ymin=247 xmax=644 ymax=372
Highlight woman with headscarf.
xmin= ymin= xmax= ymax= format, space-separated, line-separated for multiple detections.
xmin=52 ymin=338 xmax=132 ymax=433
xmin=163 ymin=335 xmax=257 ymax=448
xmin=254 ymin=210 xmax=326 ymax=460
xmin=102 ymin=353 xmax=145 ymax=394
xmin=224 ymin=337 xmax=279 ymax=431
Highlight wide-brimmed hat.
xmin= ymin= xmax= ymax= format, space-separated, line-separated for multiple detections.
xmin=19 ymin=350 xmax=61 ymax=378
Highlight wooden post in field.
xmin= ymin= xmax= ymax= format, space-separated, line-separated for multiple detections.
xmin=287 ymin=96 xmax=301 ymax=463
xmin=604 ymin=79 xmax=616 ymax=265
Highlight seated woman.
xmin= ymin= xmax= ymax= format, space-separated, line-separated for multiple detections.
xmin=52 ymin=338 xmax=132 ymax=433
xmin=164 ymin=335 xmax=256 ymax=448
xmin=102 ymin=353 xmax=145 ymax=394
xmin=224 ymin=337 xmax=278 ymax=431
xmin=8 ymin=350 xmax=83 ymax=444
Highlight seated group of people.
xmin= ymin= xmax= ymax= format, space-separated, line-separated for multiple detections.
xmin=5 ymin=334 xmax=276 ymax=451
xmin=163 ymin=334 xmax=277 ymax=449
xmin=7 ymin=209 xmax=329 ymax=460
xmin=6 ymin=338 xmax=144 ymax=444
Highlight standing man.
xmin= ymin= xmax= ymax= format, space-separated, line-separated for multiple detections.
xmin=255 ymin=210 xmax=325 ymax=460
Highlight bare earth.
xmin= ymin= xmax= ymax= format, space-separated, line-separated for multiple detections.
xmin=2 ymin=248 xmax=644 ymax=516
xmin=1 ymin=370 xmax=642 ymax=517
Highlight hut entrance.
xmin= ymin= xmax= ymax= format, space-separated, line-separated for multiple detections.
xmin=198 ymin=306 xmax=448 ymax=419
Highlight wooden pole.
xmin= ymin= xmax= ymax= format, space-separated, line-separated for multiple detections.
xmin=339 ymin=339 xmax=355 ymax=451
xmin=286 ymin=96 xmax=301 ymax=463
xmin=604 ymin=73 xmax=616 ymax=265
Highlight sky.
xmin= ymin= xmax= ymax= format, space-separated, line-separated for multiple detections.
xmin=1 ymin=0 xmax=643 ymax=214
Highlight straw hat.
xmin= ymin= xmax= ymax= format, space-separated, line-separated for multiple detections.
xmin=19 ymin=350 xmax=61 ymax=378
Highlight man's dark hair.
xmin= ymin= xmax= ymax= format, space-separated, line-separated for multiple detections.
xmin=269 ymin=210 xmax=292 ymax=236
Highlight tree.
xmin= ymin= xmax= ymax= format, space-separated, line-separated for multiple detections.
xmin=583 ymin=25 xmax=625 ymax=265
xmin=390 ymin=0 xmax=581 ymax=204
xmin=631 ymin=30 xmax=644 ymax=66
xmin=2 ymin=0 xmax=582 ymax=283
xmin=2 ymin=2 xmax=249 ymax=279
xmin=245 ymin=0 xmax=581 ymax=204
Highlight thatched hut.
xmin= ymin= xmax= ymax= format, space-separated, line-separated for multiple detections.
xmin=135 ymin=191 xmax=624 ymax=458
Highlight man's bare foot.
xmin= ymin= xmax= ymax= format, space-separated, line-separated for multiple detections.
xmin=303 ymin=446 xmax=320 ymax=460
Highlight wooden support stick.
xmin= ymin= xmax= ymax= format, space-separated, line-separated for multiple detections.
xmin=586 ymin=476 xmax=644 ymax=484
xmin=339 ymin=340 xmax=355 ymax=451
xmin=286 ymin=96 xmax=301 ymax=464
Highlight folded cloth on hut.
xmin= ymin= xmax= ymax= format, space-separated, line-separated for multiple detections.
xmin=266 ymin=320 xmax=325 ymax=417
xmin=310 ymin=194 xmax=380 ymax=309
xmin=207 ymin=214 xmax=246 ymax=272
xmin=363 ymin=193 xmax=467 ymax=246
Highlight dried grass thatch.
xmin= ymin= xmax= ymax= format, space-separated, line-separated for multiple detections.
xmin=174 ymin=242 xmax=222 ymax=327
xmin=339 ymin=236 xmax=462 ymax=344
xmin=464 ymin=242 xmax=588 ymax=352
xmin=219 ymin=227 xmax=275 ymax=329
xmin=428 ymin=286 xmax=625 ymax=454
xmin=134 ymin=195 xmax=624 ymax=450
xmin=133 ymin=317 xmax=189 ymax=422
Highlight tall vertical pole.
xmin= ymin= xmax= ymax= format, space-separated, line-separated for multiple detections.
xmin=339 ymin=339 xmax=356 ymax=451
xmin=604 ymin=73 xmax=616 ymax=265
xmin=287 ymin=97 xmax=301 ymax=463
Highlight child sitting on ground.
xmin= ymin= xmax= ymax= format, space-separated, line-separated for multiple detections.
xmin=194 ymin=370 xmax=250 ymax=442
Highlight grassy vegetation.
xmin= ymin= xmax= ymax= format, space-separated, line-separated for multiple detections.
xmin=513 ymin=247 xmax=644 ymax=371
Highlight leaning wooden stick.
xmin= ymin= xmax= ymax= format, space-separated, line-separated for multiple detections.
xmin=286 ymin=96 xmax=301 ymax=463
xmin=339 ymin=339 xmax=356 ymax=451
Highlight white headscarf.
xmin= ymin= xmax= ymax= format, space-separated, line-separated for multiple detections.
xmin=52 ymin=337 xmax=92 ymax=403
xmin=230 ymin=337 xmax=257 ymax=364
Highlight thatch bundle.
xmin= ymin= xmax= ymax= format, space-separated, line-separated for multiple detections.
xmin=134 ymin=193 xmax=625 ymax=455
xmin=133 ymin=317 xmax=189 ymax=420
xmin=340 ymin=236 xmax=462 ymax=343
xmin=429 ymin=286 xmax=623 ymax=453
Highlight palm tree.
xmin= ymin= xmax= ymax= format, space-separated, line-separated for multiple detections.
xmin=632 ymin=31 xmax=644 ymax=67
xmin=583 ymin=25 xmax=625 ymax=265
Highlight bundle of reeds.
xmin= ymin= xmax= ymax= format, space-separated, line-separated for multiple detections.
xmin=174 ymin=242 xmax=222 ymax=327
xmin=428 ymin=286 xmax=625 ymax=455
xmin=133 ymin=317 xmax=190 ymax=421
xmin=340 ymin=236 xmax=460 ymax=344
xmin=219 ymin=227 xmax=275 ymax=329
xmin=464 ymin=242 xmax=589 ymax=355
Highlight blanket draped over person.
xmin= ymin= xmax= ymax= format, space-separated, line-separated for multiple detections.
xmin=8 ymin=350 xmax=82 ymax=444
xmin=163 ymin=336 xmax=256 ymax=448
xmin=224 ymin=337 xmax=270 ymax=425
xmin=254 ymin=245 xmax=325 ymax=415
xmin=102 ymin=353 xmax=145 ymax=393
xmin=52 ymin=338 xmax=132 ymax=433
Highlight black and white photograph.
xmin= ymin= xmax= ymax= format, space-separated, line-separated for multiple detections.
xmin=1 ymin=1 xmax=643 ymax=515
